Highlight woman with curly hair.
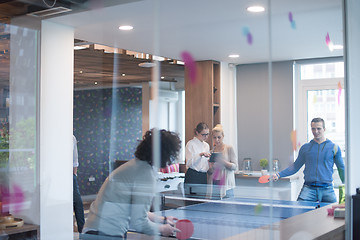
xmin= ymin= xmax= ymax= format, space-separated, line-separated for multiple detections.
xmin=83 ymin=129 xmax=181 ymax=238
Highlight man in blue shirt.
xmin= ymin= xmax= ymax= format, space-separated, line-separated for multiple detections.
xmin=273 ymin=118 xmax=345 ymax=203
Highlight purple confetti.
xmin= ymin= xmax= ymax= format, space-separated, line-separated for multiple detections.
xmin=181 ymin=51 xmax=197 ymax=84
xmin=247 ymin=33 xmax=253 ymax=45
xmin=288 ymin=12 xmax=293 ymax=22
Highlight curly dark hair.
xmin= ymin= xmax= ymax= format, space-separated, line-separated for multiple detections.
xmin=135 ymin=129 xmax=181 ymax=168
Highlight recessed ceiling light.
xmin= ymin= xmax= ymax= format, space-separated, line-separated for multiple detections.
xmin=122 ymin=73 xmax=126 ymax=76
xmin=94 ymin=82 xmax=98 ymax=85
xmin=138 ymin=62 xmax=156 ymax=68
xmin=119 ymin=25 xmax=133 ymax=31
xmin=247 ymin=6 xmax=265 ymax=13
xmin=229 ymin=54 xmax=240 ymax=58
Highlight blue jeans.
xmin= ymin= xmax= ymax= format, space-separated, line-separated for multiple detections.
xmin=297 ymin=185 xmax=337 ymax=203
xmin=74 ymin=174 xmax=85 ymax=232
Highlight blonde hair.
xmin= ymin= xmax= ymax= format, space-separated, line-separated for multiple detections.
xmin=212 ymin=124 xmax=224 ymax=136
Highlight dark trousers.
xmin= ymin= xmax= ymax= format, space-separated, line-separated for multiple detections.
xmin=184 ymin=168 xmax=208 ymax=198
xmin=74 ymin=174 xmax=85 ymax=233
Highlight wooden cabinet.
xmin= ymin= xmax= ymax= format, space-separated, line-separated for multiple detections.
xmin=185 ymin=60 xmax=220 ymax=145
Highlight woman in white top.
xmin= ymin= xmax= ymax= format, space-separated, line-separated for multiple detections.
xmin=210 ymin=124 xmax=238 ymax=199
xmin=184 ymin=122 xmax=211 ymax=198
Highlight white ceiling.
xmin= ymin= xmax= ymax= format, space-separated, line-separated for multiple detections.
xmin=49 ymin=0 xmax=343 ymax=65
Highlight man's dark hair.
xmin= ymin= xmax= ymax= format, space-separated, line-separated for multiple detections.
xmin=135 ymin=129 xmax=181 ymax=168
xmin=194 ymin=122 xmax=209 ymax=135
xmin=311 ymin=117 xmax=325 ymax=128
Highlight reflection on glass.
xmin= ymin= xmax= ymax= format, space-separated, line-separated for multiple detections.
xmin=307 ymin=89 xmax=345 ymax=154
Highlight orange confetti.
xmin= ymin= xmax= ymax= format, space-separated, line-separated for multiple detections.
xmin=290 ymin=130 xmax=297 ymax=151
xmin=337 ymin=81 xmax=342 ymax=105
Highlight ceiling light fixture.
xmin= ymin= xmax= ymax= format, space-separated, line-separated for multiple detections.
xmin=161 ymin=76 xmax=165 ymax=79
xmin=122 ymin=73 xmax=126 ymax=76
xmin=247 ymin=6 xmax=265 ymax=13
xmin=138 ymin=62 xmax=156 ymax=68
xmin=119 ymin=25 xmax=134 ymax=31
xmin=229 ymin=54 xmax=240 ymax=58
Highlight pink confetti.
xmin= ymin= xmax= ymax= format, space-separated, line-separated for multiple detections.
xmin=0 ymin=184 xmax=25 ymax=214
xmin=0 ymin=184 xmax=10 ymax=214
xmin=326 ymin=32 xmax=331 ymax=46
xmin=12 ymin=184 xmax=25 ymax=214
xmin=181 ymin=51 xmax=197 ymax=84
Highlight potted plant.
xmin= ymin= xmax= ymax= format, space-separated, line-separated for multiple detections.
xmin=259 ymin=158 xmax=268 ymax=175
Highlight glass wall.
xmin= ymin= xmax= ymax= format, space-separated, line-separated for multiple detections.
xmin=1 ymin=0 xmax=353 ymax=239
xmin=0 ymin=21 xmax=39 ymax=227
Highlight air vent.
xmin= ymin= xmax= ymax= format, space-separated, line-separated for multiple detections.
xmin=27 ymin=7 xmax=72 ymax=18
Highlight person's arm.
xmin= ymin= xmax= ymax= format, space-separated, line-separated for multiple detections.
xmin=274 ymin=146 xmax=306 ymax=180
xmin=334 ymin=145 xmax=345 ymax=183
xmin=147 ymin=212 xmax=178 ymax=226
xmin=129 ymin=173 xmax=179 ymax=236
xmin=185 ymin=141 xmax=208 ymax=168
xmin=73 ymin=135 xmax=79 ymax=175
xmin=221 ymin=146 xmax=237 ymax=170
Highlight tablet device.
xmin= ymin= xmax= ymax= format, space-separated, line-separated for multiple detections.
xmin=209 ymin=152 xmax=222 ymax=162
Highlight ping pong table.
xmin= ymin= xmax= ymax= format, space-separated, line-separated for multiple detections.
xmin=161 ymin=197 xmax=330 ymax=240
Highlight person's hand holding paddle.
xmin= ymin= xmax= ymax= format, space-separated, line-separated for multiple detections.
xmin=164 ymin=215 xmax=178 ymax=226
xmin=259 ymin=173 xmax=280 ymax=183
xmin=159 ymin=223 xmax=181 ymax=237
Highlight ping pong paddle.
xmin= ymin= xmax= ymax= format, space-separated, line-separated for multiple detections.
xmin=175 ymin=219 xmax=194 ymax=240
xmin=258 ymin=175 xmax=270 ymax=183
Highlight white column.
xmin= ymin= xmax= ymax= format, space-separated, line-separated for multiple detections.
xmin=344 ymin=0 xmax=360 ymax=239
xmin=40 ymin=21 xmax=74 ymax=240
xmin=220 ymin=62 xmax=238 ymax=160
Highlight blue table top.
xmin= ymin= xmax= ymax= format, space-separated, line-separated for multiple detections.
xmin=162 ymin=198 xmax=330 ymax=240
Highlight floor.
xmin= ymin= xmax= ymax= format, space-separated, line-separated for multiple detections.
xmin=73 ymin=199 xmax=92 ymax=240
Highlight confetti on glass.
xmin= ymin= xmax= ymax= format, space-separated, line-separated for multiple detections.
xmin=338 ymin=81 xmax=342 ymax=105
xmin=0 ymin=184 xmax=25 ymax=214
xmin=0 ymin=184 xmax=10 ymax=214
xmin=12 ymin=184 xmax=25 ymax=214
xmin=290 ymin=130 xmax=297 ymax=151
xmin=247 ymin=33 xmax=253 ymax=45
xmin=181 ymin=51 xmax=197 ymax=84
xmin=313 ymin=95 xmax=317 ymax=103
xmin=255 ymin=203 xmax=263 ymax=214
xmin=242 ymin=26 xmax=249 ymax=36
xmin=242 ymin=27 xmax=253 ymax=45
xmin=288 ymin=12 xmax=296 ymax=29
xmin=325 ymin=32 xmax=331 ymax=46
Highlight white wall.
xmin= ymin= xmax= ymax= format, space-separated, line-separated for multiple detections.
xmin=220 ymin=62 xmax=238 ymax=166
xmin=40 ymin=21 xmax=74 ymax=240
xmin=236 ymin=62 xmax=293 ymax=171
